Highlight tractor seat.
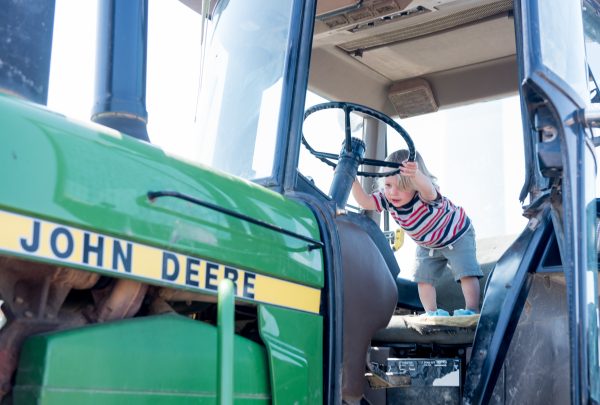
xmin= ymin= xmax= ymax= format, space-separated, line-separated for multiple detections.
xmin=372 ymin=314 xmax=479 ymax=345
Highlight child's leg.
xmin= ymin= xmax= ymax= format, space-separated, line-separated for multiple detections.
xmin=443 ymin=227 xmax=483 ymax=313
xmin=414 ymin=245 xmax=446 ymax=312
xmin=460 ymin=276 xmax=480 ymax=312
xmin=418 ymin=282 xmax=438 ymax=312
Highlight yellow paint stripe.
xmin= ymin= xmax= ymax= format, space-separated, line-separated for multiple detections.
xmin=254 ymin=274 xmax=321 ymax=314
xmin=0 ymin=209 xmax=321 ymax=314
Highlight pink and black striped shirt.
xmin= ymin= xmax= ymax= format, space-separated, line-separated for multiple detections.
xmin=371 ymin=190 xmax=470 ymax=249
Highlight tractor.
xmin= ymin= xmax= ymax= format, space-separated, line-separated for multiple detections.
xmin=1 ymin=0 xmax=599 ymax=404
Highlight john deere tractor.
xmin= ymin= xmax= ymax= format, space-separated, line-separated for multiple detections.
xmin=1 ymin=0 xmax=600 ymax=404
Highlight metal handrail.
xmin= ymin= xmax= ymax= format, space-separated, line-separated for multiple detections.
xmin=218 ymin=279 xmax=234 ymax=405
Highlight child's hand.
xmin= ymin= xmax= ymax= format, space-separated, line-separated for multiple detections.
xmin=400 ymin=160 xmax=419 ymax=177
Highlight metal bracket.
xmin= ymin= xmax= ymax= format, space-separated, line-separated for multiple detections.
xmin=566 ymin=107 xmax=600 ymax=146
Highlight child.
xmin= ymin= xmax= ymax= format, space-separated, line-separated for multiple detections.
xmin=351 ymin=149 xmax=482 ymax=316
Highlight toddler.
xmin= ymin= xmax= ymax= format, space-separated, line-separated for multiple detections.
xmin=351 ymin=149 xmax=482 ymax=316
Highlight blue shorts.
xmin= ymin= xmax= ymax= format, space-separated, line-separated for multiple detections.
xmin=413 ymin=226 xmax=483 ymax=284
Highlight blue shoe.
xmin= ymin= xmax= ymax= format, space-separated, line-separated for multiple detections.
xmin=453 ymin=309 xmax=477 ymax=316
xmin=422 ymin=309 xmax=450 ymax=317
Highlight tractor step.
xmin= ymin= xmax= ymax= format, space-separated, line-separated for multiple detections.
xmin=368 ymin=358 xmax=460 ymax=389
xmin=367 ymin=357 xmax=461 ymax=404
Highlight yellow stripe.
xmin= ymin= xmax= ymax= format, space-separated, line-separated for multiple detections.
xmin=0 ymin=209 xmax=321 ymax=314
xmin=254 ymin=274 xmax=321 ymax=314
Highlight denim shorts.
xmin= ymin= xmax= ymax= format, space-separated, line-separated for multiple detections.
xmin=413 ymin=226 xmax=483 ymax=283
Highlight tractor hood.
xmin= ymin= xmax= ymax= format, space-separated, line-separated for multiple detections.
xmin=0 ymin=94 xmax=323 ymax=312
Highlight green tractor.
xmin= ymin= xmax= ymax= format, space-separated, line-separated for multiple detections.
xmin=1 ymin=0 xmax=600 ymax=403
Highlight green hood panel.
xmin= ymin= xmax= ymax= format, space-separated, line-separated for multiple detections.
xmin=0 ymin=95 xmax=324 ymax=290
xmin=14 ymin=314 xmax=270 ymax=404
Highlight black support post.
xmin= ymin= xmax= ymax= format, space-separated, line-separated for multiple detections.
xmin=92 ymin=0 xmax=149 ymax=141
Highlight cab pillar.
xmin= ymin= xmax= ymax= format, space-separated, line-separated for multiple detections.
xmin=92 ymin=0 xmax=150 ymax=141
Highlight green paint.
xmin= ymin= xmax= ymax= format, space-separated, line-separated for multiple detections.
xmin=259 ymin=305 xmax=323 ymax=404
xmin=218 ymin=280 xmax=235 ymax=404
xmin=1 ymin=51 xmax=327 ymax=404
xmin=0 ymin=94 xmax=324 ymax=288
xmin=13 ymin=314 xmax=270 ymax=404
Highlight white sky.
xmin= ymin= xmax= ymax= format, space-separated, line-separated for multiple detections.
xmin=48 ymin=1 xmax=98 ymax=120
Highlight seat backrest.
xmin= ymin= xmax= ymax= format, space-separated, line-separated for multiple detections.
xmin=346 ymin=212 xmax=422 ymax=309
xmin=335 ymin=216 xmax=398 ymax=399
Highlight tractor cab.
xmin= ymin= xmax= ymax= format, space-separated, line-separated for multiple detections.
xmin=191 ymin=0 xmax=600 ymax=402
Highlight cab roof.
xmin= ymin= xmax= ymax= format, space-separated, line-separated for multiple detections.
xmin=310 ymin=0 xmax=518 ymax=117
xmin=180 ymin=0 xmax=520 ymax=118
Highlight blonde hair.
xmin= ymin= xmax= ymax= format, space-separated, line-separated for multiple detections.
xmin=378 ymin=149 xmax=437 ymax=191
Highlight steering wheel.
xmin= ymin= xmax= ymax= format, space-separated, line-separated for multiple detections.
xmin=302 ymin=101 xmax=416 ymax=178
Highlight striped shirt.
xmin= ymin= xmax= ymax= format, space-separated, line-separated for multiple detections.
xmin=371 ymin=190 xmax=471 ymax=249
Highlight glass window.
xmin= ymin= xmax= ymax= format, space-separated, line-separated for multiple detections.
xmin=582 ymin=4 xmax=600 ymax=401
xmin=49 ymin=0 xmax=295 ymax=183
xmin=583 ymin=3 xmax=600 ymax=199
xmin=583 ymin=2 xmax=600 ymax=103
xmin=538 ymin=0 xmax=588 ymax=100
xmin=194 ymin=0 xmax=295 ymax=180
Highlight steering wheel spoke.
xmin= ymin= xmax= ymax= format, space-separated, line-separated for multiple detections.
xmin=313 ymin=151 xmax=341 ymax=160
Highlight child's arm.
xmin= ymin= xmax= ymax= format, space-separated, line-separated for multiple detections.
xmin=352 ymin=179 xmax=377 ymax=210
xmin=401 ymin=161 xmax=437 ymax=202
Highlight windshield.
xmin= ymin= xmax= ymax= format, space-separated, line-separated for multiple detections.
xmin=538 ymin=0 xmax=588 ymax=101
xmin=194 ymin=0 xmax=294 ymax=180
